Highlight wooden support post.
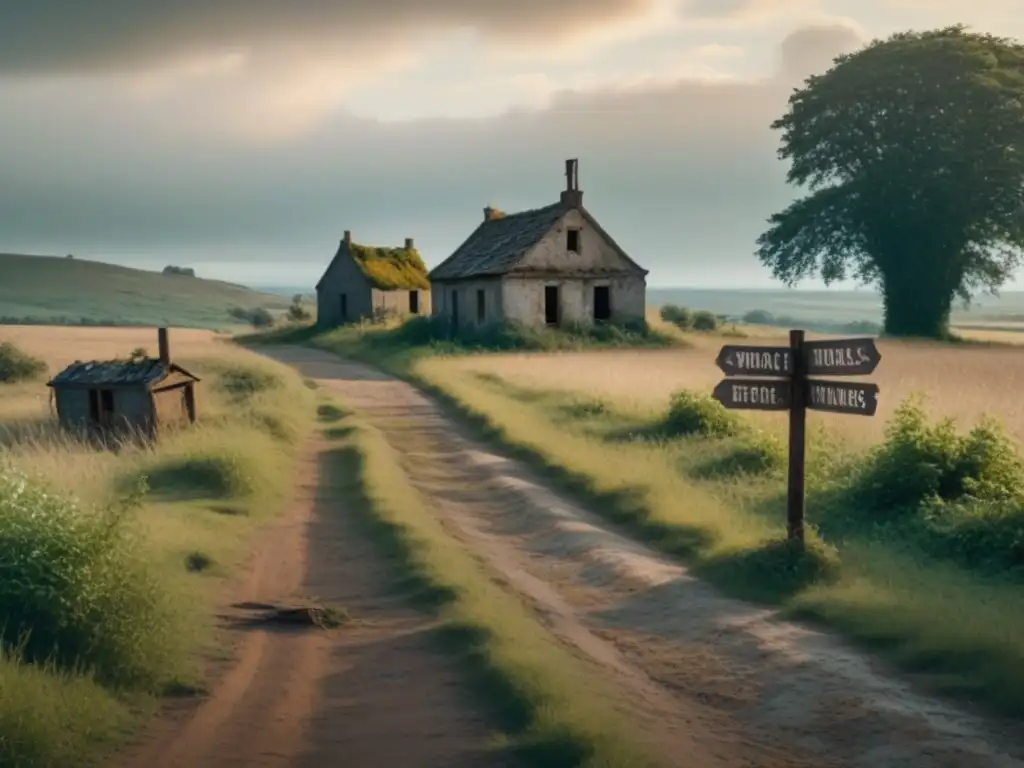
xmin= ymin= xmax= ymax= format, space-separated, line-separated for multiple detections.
xmin=786 ymin=329 xmax=807 ymax=544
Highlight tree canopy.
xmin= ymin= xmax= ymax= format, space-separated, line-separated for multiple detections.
xmin=756 ymin=26 xmax=1024 ymax=337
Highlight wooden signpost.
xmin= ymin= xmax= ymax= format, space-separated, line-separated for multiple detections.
xmin=713 ymin=331 xmax=881 ymax=542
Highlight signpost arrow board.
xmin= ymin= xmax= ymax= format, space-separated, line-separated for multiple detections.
xmin=712 ymin=378 xmax=790 ymax=411
xmin=709 ymin=330 xmax=882 ymax=545
xmin=715 ymin=345 xmax=793 ymax=377
xmin=804 ymin=338 xmax=881 ymax=377
xmin=807 ymin=380 xmax=880 ymax=417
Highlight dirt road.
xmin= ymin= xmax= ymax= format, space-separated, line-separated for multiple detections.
xmin=118 ymin=435 xmax=508 ymax=768
xmin=260 ymin=345 xmax=1024 ymax=768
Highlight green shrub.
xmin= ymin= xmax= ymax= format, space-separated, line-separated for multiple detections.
xmin=659 ymin=304 xmax=691 ymax=328
xmin=286 ymin=295 xmax=311 ymax=322
xmin=213 ymin=364 xmax=283 ymax=399
xmin=286 ymin=303 xmax=311 ymax=322
xmin=227 ymin=306 xmax=275 ymax=328
xmin=143 ymin=453 xmax=256 ymax=500
xmin=248 ymin=307 xmax=275 ymax=328
xmin=661 ymin=390 xmax=741 ymax=438
xmin=703 ymin=534 xmax=841 ymax=601
xmin=742 ymin=309 xmax=775 ymax=325
xmin=691 ymin=310 xmax=718 ymax=331
xmin=696 ymin=431 xmax=785 ymax=477
xmin=0 ymin=469 xmax=170 ymax=688
xmin=853 ymin=396 xmax=1024 ymax=514
xmin=0 ymin=342 xmax=47 ymax=384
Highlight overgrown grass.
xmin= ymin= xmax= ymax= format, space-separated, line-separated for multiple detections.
xmin=408 ymin=361 xmax=1024 ymax=718
xmin=0 ymin=336 xmax=314 ymax=766
xmin=241 ymin=315 xmax=678 ymax=368
xmin=0 ymin=342 xmax=47 ymax=383
xmin=322 ymin=406 xmax=661 ymax=767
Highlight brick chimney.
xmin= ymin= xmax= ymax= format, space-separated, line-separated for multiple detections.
xmin=483 ymin=206 xmax=495 ymax=221
xmin=405 ymin=237 xmax=414 ymax=249
xmin=560 ymin=158 xmax=583 ymax=208
xmin=343 ymin=230 xmax=352 ymax=246
xmin=157 ymin=327 xmax=170 ymax=365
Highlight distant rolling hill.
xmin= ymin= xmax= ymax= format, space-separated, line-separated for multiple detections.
xmin=0 ymin=254 xmax=292 ymax=330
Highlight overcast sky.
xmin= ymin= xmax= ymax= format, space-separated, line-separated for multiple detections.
xmin=2 ymin=1 xmax=1021 ymax=289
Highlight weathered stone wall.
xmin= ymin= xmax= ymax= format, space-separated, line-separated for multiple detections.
xmin=518 ymin=209 xmax=637 ymax=274
xmin=315 ymin=246 xmax=373 ymax=327
xmin=502 ymin=274 xmax=645 ymax=327
xmin=431 ymin=278 xmax=503 ymax=329
xmin=370 ymin=288 xmax=431 ymax=320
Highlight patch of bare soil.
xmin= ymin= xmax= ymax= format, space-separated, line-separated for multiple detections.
xmin=263 ymin=345 xmax=1024 ymax=768
xmin=117 ymin=436 xmax=505 ymax=768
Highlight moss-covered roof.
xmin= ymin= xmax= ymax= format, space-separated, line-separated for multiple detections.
xmin=348 ymin=243 xmax=429 ymax=290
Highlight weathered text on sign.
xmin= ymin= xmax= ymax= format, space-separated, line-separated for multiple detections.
xmin=806 ymin=380 xmax=880 ymax=416
xmin=712 ymin=378 xmax=791 ymax=411
xmin=804 ymin=338 xmax=881 ymax=377
xmin=715 ymin=345 xmax=794 ymax=377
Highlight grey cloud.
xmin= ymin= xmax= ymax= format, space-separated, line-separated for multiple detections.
xmin=683 ymin=0 xmax=760 ymax=18
xmin=779 ymin=24 xmax=863 ymax=79
xmin=0 ymin=0 xmax=662 ymax=73
xmin=0 ymin=24 xmax=862 ymax=283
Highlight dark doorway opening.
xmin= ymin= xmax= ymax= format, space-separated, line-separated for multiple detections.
xmin=88 ymin=388 xmax=115 ymax=425
xmin=409 ymin=290 xmax=419 ymax=314
xmin=476 ymin=289 xmax=486 ymax=323
xmin=566 ymin=228 xmax=580 ymax=253
xmin=451 ymin=290 xmax=459 ymax=329
xmin=593 ymin=285 xmax=611 ymax=321
xmin=339 ymin=293 xmax=348 ymax=321
xmin=544 ymin=285 xmax=560 ymax=326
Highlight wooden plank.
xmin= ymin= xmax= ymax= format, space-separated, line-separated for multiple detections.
xmin=715 ymin=345 xmax=793 ymax=377
xmin=804 ymin=338 xmax=881 ymax=377
xmin=712 ymin=378 xmax=791 ymax=411
xmin=806 ymin=379 xmax=880 ymax=416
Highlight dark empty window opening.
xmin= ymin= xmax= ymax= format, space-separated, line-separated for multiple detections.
xmin=409 ymin=290 xmax=419 ymax=314
xmin=544 ymin=285 xmax=560 ymax=326
xmin=339 ymin=293 xmax=348 ymax=321
xmin=566 ymin=228 xmax=580 ymax=253
xmin=451 ymin=290 xmax=460 ymax=329
xmin=593 ymin=285 xmax=611 ymax=321
xmin=476 ymin=289 xmax=486 ymax=322
xmin=89 ymin=388 xmax=115 ymax=425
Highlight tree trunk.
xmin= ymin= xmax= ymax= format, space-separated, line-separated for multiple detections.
xmin=881 ymin=271 xmax=955 ymax=339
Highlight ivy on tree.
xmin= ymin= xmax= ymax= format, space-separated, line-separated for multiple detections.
xmin=756 ymin=26 xmax=1024 ymax=338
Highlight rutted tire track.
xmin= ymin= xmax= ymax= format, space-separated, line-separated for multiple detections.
xmin=264 ymin=346 xmax=1024 ymax=768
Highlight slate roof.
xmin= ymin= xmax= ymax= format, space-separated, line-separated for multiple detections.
xmin=47 ymin=359 xmax=199 ymax=388
xmin=429 ymin=203 xmax=565 ymax=281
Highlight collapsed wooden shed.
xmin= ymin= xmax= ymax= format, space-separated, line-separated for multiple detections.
xmin=47 ymin=328 xmax=199 ymax=439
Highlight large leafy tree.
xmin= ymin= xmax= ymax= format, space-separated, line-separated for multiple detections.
xmin=757 ymin=26 xmax=1024 ymax=338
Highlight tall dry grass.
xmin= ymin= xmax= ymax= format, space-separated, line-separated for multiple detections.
xmin=411 ymin=334 xmax=1024 ymax=717
xmin=0 ymin=325 xmax=314 ymax=767
xmin=440 ymin=331 xmax=1024 ymax=446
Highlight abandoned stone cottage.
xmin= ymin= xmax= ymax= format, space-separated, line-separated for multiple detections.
xmin=315 ymin=231 xmax=431 ymax=327
xmin=47 ymin=328 xmax=199 ymax=439
xmin=428 ymin=159 xmax=648 ymax=330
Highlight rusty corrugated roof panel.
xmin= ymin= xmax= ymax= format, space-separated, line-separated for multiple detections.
xmin=47 ymin=359 xmax=198 ymax=387
xmin=428 ymin=202 xmax=565 ymax=281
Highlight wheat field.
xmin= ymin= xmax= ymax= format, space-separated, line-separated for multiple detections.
xmin=441 ymin=331 xmax=1024 ymax=445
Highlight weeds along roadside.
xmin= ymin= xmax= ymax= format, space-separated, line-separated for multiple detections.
xmin=0 ymin=341 xmax=315 ymax=768
xmin=318 ymin=399 xmax=663 ymax=768
xmin=404 ymin=359 xmax=1024 ymax=719
xmin=242 ymin=321 xmax=1024 ymax=715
